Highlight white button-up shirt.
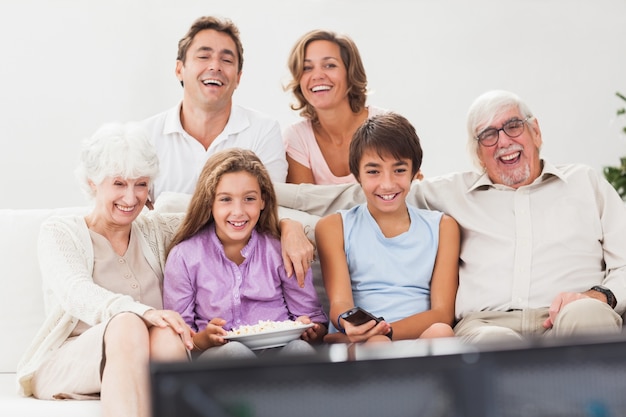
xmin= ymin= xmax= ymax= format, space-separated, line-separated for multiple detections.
xmin=414 ymin=161 xmax=626 ymax=318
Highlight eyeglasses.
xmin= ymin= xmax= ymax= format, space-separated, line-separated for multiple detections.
xmin=475 ymin=117 xmax=530 ymax=147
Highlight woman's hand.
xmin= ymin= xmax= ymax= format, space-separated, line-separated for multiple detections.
xmin=143 ymin=309 xmax=194 ymax=350
xmin=280 ymin=219 xmax=315 ymax=288
xmin=296 ymin=315 xmax=327 ymax=344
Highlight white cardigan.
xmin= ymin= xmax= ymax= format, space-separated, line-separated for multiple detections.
xmin=16 ymin=211 xmax=183 ymax=396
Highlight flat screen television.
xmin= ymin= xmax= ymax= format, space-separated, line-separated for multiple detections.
xmin=150 ymin=333 xmax=626 ymax=417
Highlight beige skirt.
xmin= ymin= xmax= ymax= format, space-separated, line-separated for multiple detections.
xmin=31 ymin=321 xmax=107 ymax=400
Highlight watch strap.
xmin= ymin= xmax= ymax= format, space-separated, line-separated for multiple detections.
xmin=336 ymin=313 xmax=346 ymax=334
xmin=590 ymin=285 xmax=617 ymax=309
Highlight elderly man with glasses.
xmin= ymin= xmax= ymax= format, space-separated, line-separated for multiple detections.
xmin=275 ymin=89 xmax=626 ymax=343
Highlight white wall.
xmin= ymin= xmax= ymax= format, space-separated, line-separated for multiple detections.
xmin=1 ymin=0 xmax=625 ymax=209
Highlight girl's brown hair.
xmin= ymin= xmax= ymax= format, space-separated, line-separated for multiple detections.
xmin=167 ymin=148 xmax=280 ymax=256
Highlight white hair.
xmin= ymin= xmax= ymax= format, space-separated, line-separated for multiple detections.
xmin=75 ymin=122 xmax=159 ymax=200
xmin=465 ymin=90 xmax=535 ymax=170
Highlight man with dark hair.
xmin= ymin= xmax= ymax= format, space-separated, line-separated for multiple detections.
xmin=142 ymin=16 xmax=287 ymax=203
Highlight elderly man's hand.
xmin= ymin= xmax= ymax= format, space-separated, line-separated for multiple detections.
xmin=542 ymin=291 xmax=591 ymax=329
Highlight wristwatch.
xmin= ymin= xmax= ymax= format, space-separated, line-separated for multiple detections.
xmin=590 ymin=285 xmax=617 ymax=309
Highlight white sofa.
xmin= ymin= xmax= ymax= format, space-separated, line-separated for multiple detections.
xmin=0 ymin=206 xmax=101 ymax=416
xmin=0 ymin=199 xmax=324 ymax=416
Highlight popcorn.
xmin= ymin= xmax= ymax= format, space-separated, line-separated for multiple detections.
xmin=227 ymin=320 xmax=304 ymax=336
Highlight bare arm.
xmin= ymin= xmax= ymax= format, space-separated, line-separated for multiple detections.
xmin=316 ymin=214 xmax=354 ymax=328
xmin=316 ymin=213 xmax=390 ymax=342
xmin=286 ymin=156 xmax=315 ymax=184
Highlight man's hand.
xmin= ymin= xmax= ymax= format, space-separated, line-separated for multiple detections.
xmin=279 ymin=218 xmax=315 ymax=288
xmin=543 ymin=291 xmax=591 ymax=329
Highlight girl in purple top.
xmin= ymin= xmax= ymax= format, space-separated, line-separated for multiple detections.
xmin=163 ymin=148 xmax=327 ymax=358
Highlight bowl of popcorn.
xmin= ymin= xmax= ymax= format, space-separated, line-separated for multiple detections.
xmin=223 ymin=320 xmax=314 ymax=350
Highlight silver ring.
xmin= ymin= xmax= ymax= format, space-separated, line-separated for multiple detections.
xmin=308 ymin=259 xmax=315 ymax=264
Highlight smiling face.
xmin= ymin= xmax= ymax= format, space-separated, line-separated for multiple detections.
xmin=212 ymin=171 xmax=265 ymax=248
xmin=176 ymin=29 xmax=241 ymax=112
xmin=358 ymin=149 xmax=413 ymax=216
xmin=90 ymin=176 xmax=150 ymax=228
xmin=299 ymin=40 xmax=349 ymax=111
xmin=476 ymin=106 xmax=543 ymax=188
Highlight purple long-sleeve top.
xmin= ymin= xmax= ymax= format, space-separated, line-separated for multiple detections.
xmin=163 ymin=224 xmax=327 ymax=332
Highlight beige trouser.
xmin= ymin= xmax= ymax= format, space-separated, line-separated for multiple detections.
xmin=454 ymin=298 xmax=623 ymax=344
xmin=31 ymin=322 xmax=107 ymax=400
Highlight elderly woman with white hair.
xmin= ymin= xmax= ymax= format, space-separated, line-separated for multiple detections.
xmin=16 ymin=122 xmax=193 ymax=417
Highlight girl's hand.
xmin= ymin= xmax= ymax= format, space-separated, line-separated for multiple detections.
xmin=296 ymin=316 xmax=327 ymax=344
xmin=195 ymin=318 xmax=229 ymax=350
xmin=143 ymin=309 xmax=194 ymax=350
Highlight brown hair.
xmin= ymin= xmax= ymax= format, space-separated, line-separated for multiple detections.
xmin=177 ymin=16 xmax=244 ymax=73
xmin=167 ymin=148 xmax=279 ymax=256
xmin=285 ymin=29 xmax=368 ymax=123
xmin=349 ymin=112 xmax=423 ymax=181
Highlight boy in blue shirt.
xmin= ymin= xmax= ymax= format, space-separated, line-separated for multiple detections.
xmin=316 ymin=112 xmax=460 ymax=343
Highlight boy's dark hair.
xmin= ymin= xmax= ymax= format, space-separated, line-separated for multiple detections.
xmin=349 ymin=112 xmax=423 ymax=180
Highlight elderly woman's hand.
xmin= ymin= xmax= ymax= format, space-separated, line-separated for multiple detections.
xmin=143 ymin=309 xmax=194 ymax=350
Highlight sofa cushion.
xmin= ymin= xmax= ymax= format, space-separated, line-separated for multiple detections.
xmin=0 ymin=373 xmax=101 ymax=416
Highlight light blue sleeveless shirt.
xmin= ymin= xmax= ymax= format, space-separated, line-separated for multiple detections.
xmin=340 ymin=203 xmax=443 ymax=323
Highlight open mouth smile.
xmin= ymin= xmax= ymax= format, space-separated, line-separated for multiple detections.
xmin=377 ymin=192 xmax=400 ymax=202
xmin=498 ymin=151 xmax=521 ymax=165
xmin=202 ymin=78 xmax=224 ymax=86
xmin=228 ymin=220 xmax=248 ymax=228
xmin=311 ymin=85 xmax=331 ymax=93
xmin=495 ymin=145 xmax=523 ymax=165
xmin=115 ymin=204 xmax=135 ymax=212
